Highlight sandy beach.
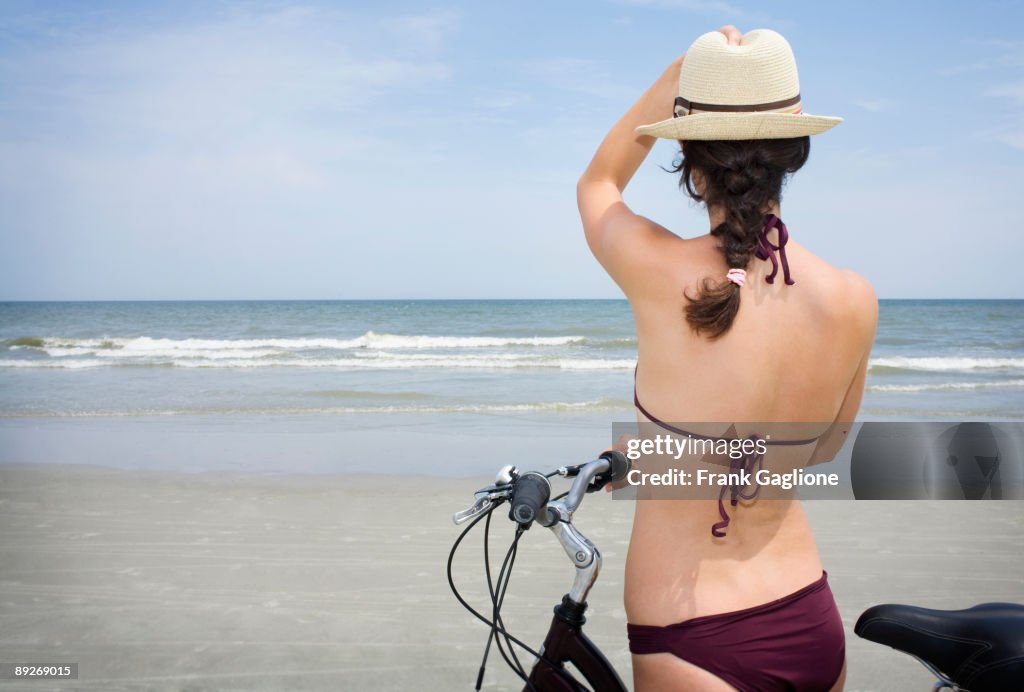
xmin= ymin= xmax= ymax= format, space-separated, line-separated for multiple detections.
xmin=0 ymin=463 xmax=1020 ymax=691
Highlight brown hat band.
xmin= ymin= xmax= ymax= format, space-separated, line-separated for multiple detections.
xmin=673 ymin=93 xmax=802 ymax=117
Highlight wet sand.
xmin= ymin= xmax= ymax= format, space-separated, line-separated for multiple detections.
xmin=0 ymin=464 xmax=1021 ymax=691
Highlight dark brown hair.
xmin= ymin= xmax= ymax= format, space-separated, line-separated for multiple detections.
xmin=672 ymin=137 xmax=810 ymax=339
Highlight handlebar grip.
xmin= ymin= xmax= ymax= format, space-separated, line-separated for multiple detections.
xmin=509 ymin=472 xmax=551 ymax=529
xmin=588 ymin=451 xmax=631 ymax=492
xmin=601 ymin=450 xmax=631 ymax=483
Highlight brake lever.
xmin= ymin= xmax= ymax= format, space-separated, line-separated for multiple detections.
xmin=452 ymin=486 xmax=511 ymax=525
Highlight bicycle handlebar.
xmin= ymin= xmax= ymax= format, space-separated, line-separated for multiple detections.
xmin=559 ymin=451 xmax=630 ymax=515
xmin=447 ymin=449 xmax=634 ymax=687
xmin=451 ymin=451 xmax=631 ymax=528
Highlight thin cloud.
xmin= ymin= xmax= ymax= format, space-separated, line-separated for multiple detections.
xmin=936 ymin=60 xmax=992 ymax=76
xmin=611 ymin=0 xmax=793 ymax=28
xmin=984 ymin=82 xmax=1024 ymax=105
xmin=975 ymin=82 xmax=1024 ymax=150
xmin=519 ymin=57 xmax=636 ymax=101
xmin=993 ymin=131 xmax=1024 ymax=150
xmin=472 ymin=89 xmax=533 ymax=111
xmin=615 ymin=0 xmax=746 ymax=14
xmin=835 ymin=145 xmax=942 ymax=169
xmin=970 ymin=121 xmax=1024 ymax=151
xmin=384 ymin=9 xmax=461 ymax=53
xmin=0 ymin=7 xmax=453 ymax=166
xmin=851 ymin=98 xmax=894 ymax=113
xmin=937 ymin=37 xmax=1024 ymax=75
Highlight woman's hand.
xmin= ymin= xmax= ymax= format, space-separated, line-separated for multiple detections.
xmin=601 ymin=434 xmax=636 ymax=492
xmin=718 ymin=24 xmax=743 ymax=46
xmin=669 ymin=26 xmax=740 ymax=74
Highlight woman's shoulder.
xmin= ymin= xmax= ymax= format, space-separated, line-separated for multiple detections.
xmin=604 ymin=219 xmax=716 ymax=297
xmin=837 ymin=268 xmax=879 ymax=339
xmin=803 ymin=247 xmax=875 ymax=306
xmin=795 ymin=247 xmax=878 ymax=334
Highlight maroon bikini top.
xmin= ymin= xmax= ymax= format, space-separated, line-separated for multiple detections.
xmin=632 ymin=381 xmax=822 ymax=538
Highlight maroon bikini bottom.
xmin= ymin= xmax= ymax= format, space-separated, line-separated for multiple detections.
xmin=627 ymin=571 xmax=845 ymax=691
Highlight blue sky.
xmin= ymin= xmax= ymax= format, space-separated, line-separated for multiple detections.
xmin=1 ymin=1 xmax=1021 ymax=300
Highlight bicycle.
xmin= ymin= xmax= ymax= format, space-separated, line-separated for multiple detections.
xmin=448 ymin=453 xmax=1024 ymax=691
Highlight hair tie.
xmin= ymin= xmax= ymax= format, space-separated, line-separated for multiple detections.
xmin=725 ymin=268 xmax=747 ymax=287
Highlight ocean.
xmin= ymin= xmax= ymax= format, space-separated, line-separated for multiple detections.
xmin=1 ymin=299 xmax=1022 ymax=475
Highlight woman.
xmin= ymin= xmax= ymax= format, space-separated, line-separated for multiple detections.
xmin=577 ymin=26 xmax=877 ymax=691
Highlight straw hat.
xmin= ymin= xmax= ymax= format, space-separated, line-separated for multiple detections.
xmin=636 ymin=29 xmax=842 ymax=140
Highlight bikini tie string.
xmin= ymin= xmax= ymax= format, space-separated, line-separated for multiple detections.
xmin=755 ymin=214 xmax=795 ymax=285
xmin=711 ymin=435 xmax=765 ymax=538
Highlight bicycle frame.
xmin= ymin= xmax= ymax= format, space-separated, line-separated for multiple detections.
xmin=525 ymin=595 xmax=627 ymax=692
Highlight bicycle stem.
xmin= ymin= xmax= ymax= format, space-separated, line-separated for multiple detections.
xmin=547 ymin=518 xmax=601 ymax=605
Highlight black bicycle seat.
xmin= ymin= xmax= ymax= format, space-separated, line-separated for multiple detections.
xmin=855 ymin=602 xmax=1024 ymax=691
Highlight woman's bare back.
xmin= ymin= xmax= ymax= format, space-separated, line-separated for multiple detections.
xmin=624 ymin=218 xmax=876 ymax=626
xmin=631 ymin=225 xmax=875 ymax=424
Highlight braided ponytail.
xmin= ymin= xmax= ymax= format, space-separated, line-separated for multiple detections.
xmin=672 ymin=137 xmax=810 ymax=339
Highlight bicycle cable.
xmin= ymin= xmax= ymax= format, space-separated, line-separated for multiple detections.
xmin=446 ymin=489 xmax=574 ymax=690
xmin=489 ymin=487 xmax=572 ymax=682
xmin=446 ymin=501 xmax=543 ymax=668
xmin=490 ymin=525 xmax=531 ymax=687
xmin=480 ymin=512 xmax=531 ymax=688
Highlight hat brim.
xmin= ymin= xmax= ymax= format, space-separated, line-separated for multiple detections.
xmin=635 ymin=112 xmax=842 ymax=140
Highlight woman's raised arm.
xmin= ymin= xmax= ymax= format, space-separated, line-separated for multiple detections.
xmin=577 ymin=26 xmax=742 ymax=287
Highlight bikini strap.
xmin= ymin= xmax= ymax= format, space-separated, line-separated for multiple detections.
xmin=635 ymin=364 xmax=756 ymax=537
xmin=712 ymin=437 xmax=765 ymax=538
xmin=632 ymin=365 xmax=674 ymax=432
xmin=633 ymin=365 xmax=706 ymax=438
xmin=633 ymin=364 xmax=819 ymax=445
xmin=754 ymin=214 xmax=795 ymax=286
